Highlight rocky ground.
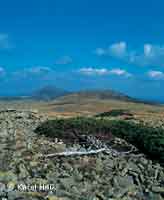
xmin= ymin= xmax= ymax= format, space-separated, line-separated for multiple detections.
xmin=0 ymin=110 xmax=164 ymax=200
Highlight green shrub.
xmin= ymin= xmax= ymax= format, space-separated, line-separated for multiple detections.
xmin=95 ymin=109 xmax=133 ymax=118
xmin=35 ymin=117 xmax=113 ymax=143
xmin=35 ymin=117 xmax=164 ymax=165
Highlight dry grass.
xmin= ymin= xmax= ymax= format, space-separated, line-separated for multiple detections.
xmin=0 ymin=98 xmax=164 ymax=123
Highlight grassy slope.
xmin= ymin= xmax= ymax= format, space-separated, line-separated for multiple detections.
xmin=0 ymin=97 xmax=164 ymax=118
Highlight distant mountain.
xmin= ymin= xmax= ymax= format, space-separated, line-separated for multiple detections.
xmin=32 ymin=85 xmax=70 ymax=100
xmin=75 ymin=90 xmax=134 ymax=101
xmin=0 ymin=96 xmax=30 ymax=101
xmin=0 ymin=87 xmax=161 ymax=105
xmin=53 ymin=89 xmax=158 ymax=105
xmin=52 ymin=89 xmax=136 ymax=103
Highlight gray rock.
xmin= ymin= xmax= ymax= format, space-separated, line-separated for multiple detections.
xmin=0 ymin=110 xmax=164 ymax=200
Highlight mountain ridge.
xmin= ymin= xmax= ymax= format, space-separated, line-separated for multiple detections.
xmin=0 ymin=85 xmax=162 ymax=105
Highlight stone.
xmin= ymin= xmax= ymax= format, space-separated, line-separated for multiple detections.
xmin=0 ymin=110 xmax=164 ymax=200
xmin=152 ymin=186 xmax=164 ymax=194
xmin=47 ymin=197 xmax=64 ymax=200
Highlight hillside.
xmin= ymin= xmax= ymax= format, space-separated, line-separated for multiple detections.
xmin=54 ymin=89 xmax=135 ymax=102
xmin=0 ymin=88 xmax=159 ymax=106
xmin=53 ymin=89 xmax=157 ymax=106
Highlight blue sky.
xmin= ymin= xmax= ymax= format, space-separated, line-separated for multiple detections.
xmin=0 ymin=0 xmax=164 ymax=101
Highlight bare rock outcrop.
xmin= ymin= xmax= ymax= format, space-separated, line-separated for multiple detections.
xmin=0 ymin=110 xmax=164 ymax=200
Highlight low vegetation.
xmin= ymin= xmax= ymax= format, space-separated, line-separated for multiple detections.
xmin=95 ymin=109 xmax=133 ymax=117
xmin=35 ymin=117 xmax=164 ymax=165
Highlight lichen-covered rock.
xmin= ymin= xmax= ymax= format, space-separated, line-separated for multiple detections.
xmin=0 ymin=110 xmax=164 ymax=200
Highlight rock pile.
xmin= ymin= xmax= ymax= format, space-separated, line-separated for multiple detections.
xmin=0 ymin=110 xmax=164 ymax=200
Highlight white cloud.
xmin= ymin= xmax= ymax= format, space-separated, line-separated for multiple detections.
xmin=95 ymin=42 xmax=164 ymax=67
xmin=109 ymin=68 xmax=132 ymax=77
xmin=109 ymin=41 xmax=127 ymax=57
xmin=0 ymin=33 xmax=10 ymax=49
xmin=144 ymin=44 xmax=153 ymax=57
xmin=26 ymin=66 xmax=52 ymax=74
xmin=144 ymin=44 xmax=164 ymax=57
xmin=0 ymin=67 xmax=5 ymax=76
xmin=79 ymin=67 xmax=108 ymax=76
xmin=133 ymin=44 xmax=164 ymax=67
xmin=148 ymin=70 xmax=164 ymax=79
xmin=55 ymin=56 xmax=72 ymax=65
xmin=0 ymin=67 xmax=4 ymax=73
xmin=13 ymin=66 xmax=52 ymax=79
xmin=95 ymin=42 xmax=127 ymax=57
xmin=79 ymin=67 xmax=132 ymax=77
xmin=94 ymin=48 xmax=106 ymax=56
